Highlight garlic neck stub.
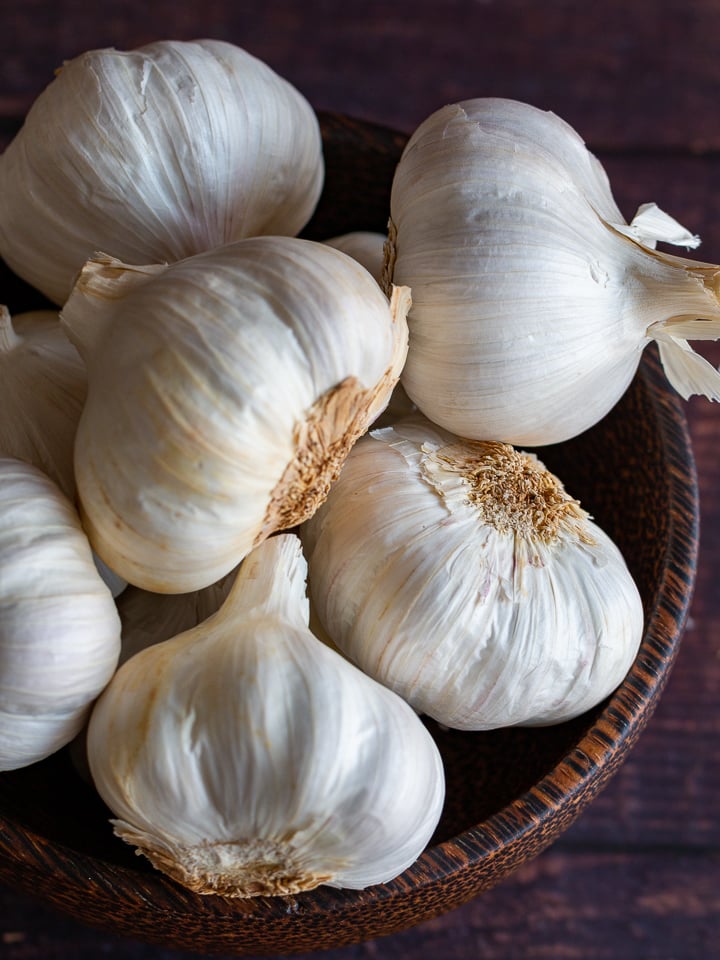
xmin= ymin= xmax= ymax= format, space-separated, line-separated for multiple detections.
xmin=301 ymin=415 xmax=644 ymax=731
xmin=0 ymin=458 xmax=121 ymax=771
xmin=0 ymin=306 xmax=87 ymax=501
xmin=0 ymin=39 xmax=324 ymax=306
xmin=86 ymin=533 xmax=445 ymax=897
xmin=384 ymin=98 xmax=720 ymax=445
xmin=61 ymin=238 xmax=410 ymax=593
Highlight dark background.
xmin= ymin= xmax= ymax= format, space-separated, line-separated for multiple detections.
xmin=1 ymin=2 xmax=719 ymax=957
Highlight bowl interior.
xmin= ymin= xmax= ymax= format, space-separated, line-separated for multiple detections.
xmin=0 ymin=112 xmax=699 ymax=955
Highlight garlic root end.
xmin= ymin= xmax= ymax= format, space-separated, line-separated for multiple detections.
xmin=112 ymin=821 xmax=335 ymax=897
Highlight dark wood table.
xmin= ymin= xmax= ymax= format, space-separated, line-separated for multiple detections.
xmin=1 ymin=2 xmax=718 ymax=957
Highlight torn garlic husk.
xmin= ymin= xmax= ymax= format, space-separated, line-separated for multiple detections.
xmin=0 ymin=458 xmax=121 ymax=771
xmin=86 ymin=533 xmax=445 ymax=897
xmin=0 ymin=306 xmax=86 ymax=501
xmin=301 ymin=415 xmax=644 ymax=731
xmin=0 ymin=39 xmax=324 ymax=306
xmin=384 ymin=97 xmax=720 ymax=445
xmin=60 ymin=237 xmax=410 ymax=594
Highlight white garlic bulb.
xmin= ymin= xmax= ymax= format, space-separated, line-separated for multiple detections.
xmin=116 ymin=569 xmax=237 ymax=666
xmin=0 ymin=39 xmax=324 ymax=305
xmin=384 ymin=97 xmax=720 ymax=445
xmin=60 ymin=238 xmax=409 ymax=593
xmin=86 ymin=533 xmax=445 ymax=897
xmin=301 ymin=415 xmax=644 ymax=731
xmin=0 ymin=458 xmax=121 ymax=771
xmin=67 ymin=569 xmax=236 ymax=785
xmin=324 ymin=231 xmax=387 ymax=285
xmin=323 ymin=233 xmax=416 ymax=429
xmin=0 ymin=306 xmax=86 ymax=501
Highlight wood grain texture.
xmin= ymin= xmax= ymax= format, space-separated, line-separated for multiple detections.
xmin=0 ymin=2 xmax=719 ymax=957
xmin=1 ymin=0 xmax=720 ymax=149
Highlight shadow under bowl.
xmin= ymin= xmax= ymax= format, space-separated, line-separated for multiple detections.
xmin=0 ymin=112 xmax=699 ymax=955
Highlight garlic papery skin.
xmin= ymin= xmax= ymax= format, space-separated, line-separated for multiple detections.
xmin=0 ymin=39 xmax=324 ymax=306
xmin=86 ymin=533 xmax=445 ymax=897
xmin=384 ymin=97 xmax=720 ymax=445
xmin=0 ymin=458 xmax=121 ymax=771
xmin=0 ymin=306 xmax=86 ymax=501
xmin=301 ymin=415 xmax=644 ymax=731
xmin=60 ymin=238 xmax=410 ymax=593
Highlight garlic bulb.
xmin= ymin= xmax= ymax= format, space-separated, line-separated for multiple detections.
xmin=87 ymin=533 xmax=445 ymax=897
xmin=116 ymin=569 xmax=237 ymax=666
xmin=60 ymin=237 xmax=410 ymax=593
xmin=67 ymin=568 xmax=236 ymax=784
xmin=384 ymin=97 xmax=720 ymax=445
xmin=0 ymin=306 xmax=86 ymax=500
xmin=301 ymin=415 xmax=644 ymax=731
xmin=322 ymin=234 xmax=416 ymax=428
xmin=324 ymin=231 xmax=387 ymax=286
xmin=0 ymin=39 xmax=324 ymax=305
xmin=0 ymin=458 xmax=121 ymax=771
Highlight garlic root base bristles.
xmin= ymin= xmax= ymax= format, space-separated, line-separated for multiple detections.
xmin=112 ymin=822 xmax=335 ymax=897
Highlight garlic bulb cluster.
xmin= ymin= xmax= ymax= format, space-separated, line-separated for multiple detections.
xmin=0 ymin=306 xmax=86 ymax=500
xmin=87 ymin=533 xmax=445 ymax=897
xmin=301 ymin=415 xmax=644 ymax=730
xmin=60 ymin=238 xmax=409 ymax=594
xmin=384 ymin=97 xmax=720 ymax=445
xmin=0 ymin=39 xmax=324 ymax=305
xmin=0 ymin=51 xmax=679 ymax=899
xmin=0 ymin=458 xmax=120 ymax=771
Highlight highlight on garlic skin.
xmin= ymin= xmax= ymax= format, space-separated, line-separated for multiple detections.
xmin=0 ymin=306 xmax=86 ymax=501
xmin=0 ymin=38 xmax=325 ymax=305
xmin=384 ymin=97 xmax=720 ymax=445
xmin=301 ymin=415 xmax=644 ymax=731
xmin=60 ymin=237 xmax=410 ymax=594
xmin=86 ymin=533 xmax=445 ymax=897
xmin=0 ymin=458 xmax=121 ymax=771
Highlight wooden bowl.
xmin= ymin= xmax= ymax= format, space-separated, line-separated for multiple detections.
xmin=0 ymin=113 xmax=699 ymax=955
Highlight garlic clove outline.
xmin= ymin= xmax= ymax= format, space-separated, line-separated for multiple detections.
xmin=0 ymin=39 xmax=325 ymax=306
xmin=60 ymin=238 xmax=410 ymax=594
xmin=86 ymin=532 xmax=445 ymax=897
xmin=301 ymin=414 xmax=645 ymax=731
xmin=384 ymin=98 xmax=720 ymax=445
